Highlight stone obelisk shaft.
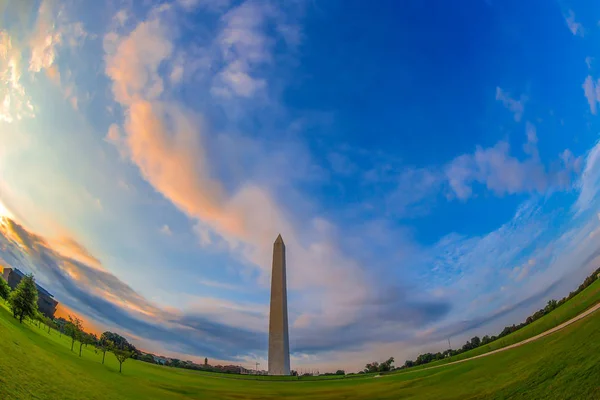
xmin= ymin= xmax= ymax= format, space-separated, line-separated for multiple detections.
xmin=268 ymin=234 xmax=290 ymax=375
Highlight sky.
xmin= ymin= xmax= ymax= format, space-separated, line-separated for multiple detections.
xmin=2 ymin=0 xmax=600 ymax=372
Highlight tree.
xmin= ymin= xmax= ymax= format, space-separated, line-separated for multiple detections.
xmin=139 ymin=353 xmax=155 ymax=364
xmin=335 ymin=370 xmax=345 ymax=375
xmin=34 ymin=311 xmax=45 ymax=329
xmin=0 ymin=276 xmax=10 ymax=300
xmin=364 ymin=362 xmax=379 ymax=373
xmin=379 ymin=357 xmax=394 ymax=372
xmin=545 ymin=299 xmax=558 ymax=313
xmin=65 ymin=315 xmax=83 ymax=352
xmin=42 ymin=316 xmax=55 ymax=334
xmin=97 ymin=333 xmax=113 ymax=365
xmin=470 ymin=336 xmax=481 ymax=348
xmin=204 ymin=357 xmax=208 ymax=366
xmin=100 ymin=331 xmax=135 ymax=351
xmin=8 ymin=273 xmax=38 ymax=323
xmin=79 ymin=333 xmax=95 ymax=357
xmin=112 ymin=345 xmax=133 ymax=373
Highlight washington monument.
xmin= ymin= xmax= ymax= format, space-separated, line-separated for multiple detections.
xmin=268 ymin=234 xmax=291 ymax=375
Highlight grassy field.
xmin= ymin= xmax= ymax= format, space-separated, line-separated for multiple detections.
xmin=1 ymin=297 xmax=600 ymax=399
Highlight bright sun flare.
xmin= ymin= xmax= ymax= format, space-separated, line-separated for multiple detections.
xmin=0 ymin=200 xmax=14 ymax=219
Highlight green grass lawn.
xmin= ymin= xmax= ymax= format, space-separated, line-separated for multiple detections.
xmin=1 ymin=296 xmax=600 ymax=399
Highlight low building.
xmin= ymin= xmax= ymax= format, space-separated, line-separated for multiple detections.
xmin=1 ymin=267 xmax=58 ymax=318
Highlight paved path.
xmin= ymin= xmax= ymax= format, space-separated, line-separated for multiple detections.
xmin=397 ymin=301 xmax=600 ymax=375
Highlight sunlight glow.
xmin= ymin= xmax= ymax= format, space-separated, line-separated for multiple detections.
xmin=0 ymin=200 xmax=14 ymax=220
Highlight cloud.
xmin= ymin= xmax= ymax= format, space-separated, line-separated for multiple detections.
xmin=211 ymin=1 xmax=274 ymax=98
xmin=160 ymin=224 xmax=172 ymax=236
xmin=28 ymin=0 xmax=63 ymax=74
xmin=177 ymin=0 xmax=232 ymax=12
xmin=104 ymin=11 xmax=173 ymax=105
xmin=0 ymin=0 xmax=88 ymax=120
xmin=0 ymin=30 xmax=35 ymax=122
xmin=386 ymin=167 xmax=443 ymax=218
xmin=49 ymin=236 xmax=103 ymax=271
xmin=575 ymin=140 xmax=600 ymax=213
xmin=445 ymin=123 xmax=580 ymax=200
xmin=564 ymin=10 xmax=583 ymax=37
xmin=495 ymin=87 xmax=527 ymax=122
xmin=198 ymin=278 xmax=239 ymax=291
xmin=582 ymin=75 xmax=600 ymax=115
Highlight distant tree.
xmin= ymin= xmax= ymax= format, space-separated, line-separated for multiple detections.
xmin=470 ymin=336 xmax=481 ymax=348
xmin=45 ymin=317 xmax=57 ymax=334
xmin=97 ymin=333 xmax=113 ymax=364
xmin=8 ymin=273 xmax=38 ymax=323
xmin=139 ymin=353 xmax=155 ymax=364
xmin=54 ymin=318 xmax=68 ymax=337
xmin=404 ymin=360 xmax=414 ymax=368
xmin=364 ymin=362 xmax=379 ymax=373
xmin=88 ymin=333 xmax=98 ymax=348
xmin=101 ymin=332 xmax=134 ymax=350
xmin=204 ymin=357 xmax=208 ymax=366
xmin=65 ymin=315 xmax=83 ymax=352
xmin=112 ymin=345 xmax=133 ymax=373
xmin=335 ymin=370 xmax=345 ymax=375
xmin=379 ymin=357 xmax=394 ymax=372
xmin=545 ymin=299 xmax=558 ymax=313
xmin=79 ymin=333 xmax=95 ymax=357
xmin=0 ymin=276 xmax=10 ymax=300
xmin=34 ymin=311 xmax=46 ymax=328
xmin=100 ymin=331 xmax=139 ymax=359
xmin=481 ymin=335 xmax=491 ymax=345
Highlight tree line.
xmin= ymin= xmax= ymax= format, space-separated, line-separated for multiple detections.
xmin=0 ymin=273 xmax=138 ymax=373
xmin=397 ymin=265 xmax=600 ymax=370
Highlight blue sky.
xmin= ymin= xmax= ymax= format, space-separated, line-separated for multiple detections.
xmin=2 ymin=0 xmax=600 ymax=371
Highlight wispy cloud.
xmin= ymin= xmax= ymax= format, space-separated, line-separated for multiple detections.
xmin=582 ymin=75 xmax=600 ymax=115
xmin=211 ymin=0 xmax=297 ymax=98
xmin=160 ymin=225 xmax=172 ymax=236
xmin=0 ymin=31 xmax=34 ymax=122
xmin=575 ymin=140 xmax=600 ymax=213
xmin=564 ymin=9 xmax=584 ymax=37
xmin=445 ymin=123 xmax=580 ymax=200
xmin=496 ymin=87 xmax=527 ymax=122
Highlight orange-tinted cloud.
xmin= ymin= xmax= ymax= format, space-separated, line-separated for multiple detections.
xmin=45 ymin=64 xmax=61 ymax=84
xmin=49 ymin=236 xmax=103 ymax=271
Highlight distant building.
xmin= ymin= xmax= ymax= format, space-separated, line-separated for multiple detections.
xmin=1 ymin=267 xmax=58 ymax=318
